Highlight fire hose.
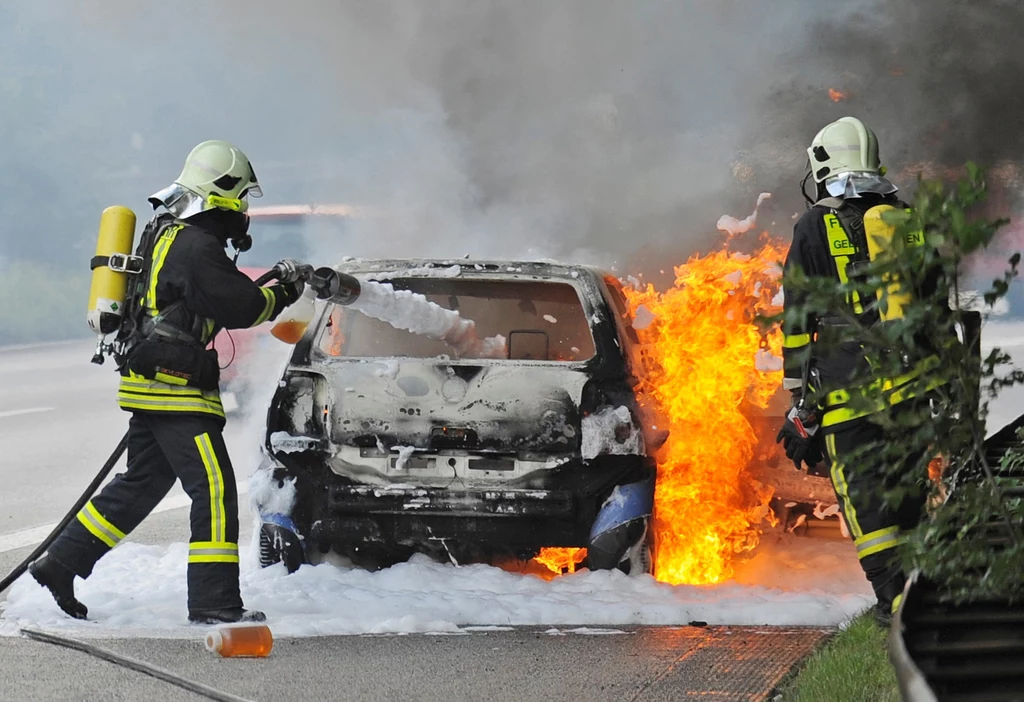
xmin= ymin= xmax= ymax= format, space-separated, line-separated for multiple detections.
xmin=0 ymin=262 xmax=360 ymax=596
xmin=0 ymin=261 xmax=360 ymax=695
xmin=0 ymin=263 xmax=358 ymax=596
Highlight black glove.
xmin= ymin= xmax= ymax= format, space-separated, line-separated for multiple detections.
xmin=275 ymin=280 xmax=305 ymax=306
xmin=775 ymin=392 xmax=824 ymax=470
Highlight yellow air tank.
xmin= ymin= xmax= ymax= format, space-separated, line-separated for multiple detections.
xmin=864 ymin=204 xmax=923 ymax=322
xmin=87 ymin=206 xmax=138 ymax=335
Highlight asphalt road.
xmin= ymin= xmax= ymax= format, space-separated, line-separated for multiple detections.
xmin=0 ymin=626 xmax=829 ymax=701
xmin=2 ymin=336 xmax=1021 ymax=701
xmin=0 ymin=339 xmax=828 ymax=701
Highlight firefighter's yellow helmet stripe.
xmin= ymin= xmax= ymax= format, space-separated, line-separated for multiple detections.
xmin=194 ymin=433 xmax=226 ymax=543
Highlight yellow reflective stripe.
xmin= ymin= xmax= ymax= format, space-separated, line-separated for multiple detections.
xmin=826 ymin=434 xmax=862 ymax=538
xmin=855 ymin=525 xmax=900 ymax=548
xmin=782 ymin=333 xmax=811 ymax=349
xmin=119 ymin=379 xmax=223 ymax=400
xmin=188 ymin=554 xmax=239 ymax=564
xmin=154 ymin=371 xmax=189 ymax=386
xmin=858 ymin=533 xmax=905 ymax=560
xmin=202 ymin=318 xmax=216 ymax=341
xmin=823 ymin=212 xmax=864 ymax=314
xmin=824 ymin=214 xmax=854 ymax=257
xmin=144 ymin=225 xmax=182 ymax=311
xmin=188 ymin=541 xmax=239 ymax=564
xmin=75 ymin=501 xmax=126 ymax=549
xmin=822 ymin=373 xmax=947 ymax=428
xmin=826 ymin=369 xmax=925 ymax=408
xmin=253 ymin=287 xmax=277 ymax=326
xmin=117 ymin=394 xmax=226 ymax=418
xmin=821 ymin=355 xmax=944 ymax=427
xmin=194 ymin=434 xmax=226 ymax=543
xmin=891 ymin=592 xmax=904 ymax=613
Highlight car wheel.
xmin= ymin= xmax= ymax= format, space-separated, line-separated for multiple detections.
xmin=258 ymin=522 xmax=305 ymax=573
xmin=587 ymin=516 xmax=653 ymax=576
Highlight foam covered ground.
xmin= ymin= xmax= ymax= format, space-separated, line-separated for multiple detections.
xmin=0 ymin=532 xmax=872 ymax=639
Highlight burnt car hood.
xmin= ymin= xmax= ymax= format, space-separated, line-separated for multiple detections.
xmin=327 ymin=359 xmax=589 ymax=454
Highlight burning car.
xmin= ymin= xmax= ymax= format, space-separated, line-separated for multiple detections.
xmin=217 ymin=204 xmax=362 ymax=412
xmin=252 ymin=259 xmax=659 ymax=575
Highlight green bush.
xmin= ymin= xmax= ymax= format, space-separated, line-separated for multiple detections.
xmin=774 ymin=164 xmax=1023 ymax=603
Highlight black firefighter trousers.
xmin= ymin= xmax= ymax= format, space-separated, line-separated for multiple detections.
xmin=824 ymin=415 xmax=927 ymax=615
xmin=48 ymin=412 xmax=242 ymax=612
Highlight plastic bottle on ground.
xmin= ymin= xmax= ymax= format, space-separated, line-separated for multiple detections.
xmin=204 ymin=624 xmax=274 ymax=658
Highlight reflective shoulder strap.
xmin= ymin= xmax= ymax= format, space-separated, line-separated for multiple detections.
xmin=817 ymin=200 xmax=867 ymax=315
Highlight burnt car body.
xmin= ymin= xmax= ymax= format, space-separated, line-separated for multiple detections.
xmin=253 ymin=259 xmax=658 ymax=574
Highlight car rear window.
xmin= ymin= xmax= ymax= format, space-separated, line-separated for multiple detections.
xmin=316 ymin=278 xmax=596 ymax=362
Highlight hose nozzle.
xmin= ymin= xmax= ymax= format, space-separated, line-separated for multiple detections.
xmin=272 ymin=258 xmax=314 ymax=284
xmin=312 ymin=267 xmax=361 ymax=305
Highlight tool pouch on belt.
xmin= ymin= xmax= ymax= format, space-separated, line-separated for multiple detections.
xmin=126 ymin=339 xmax=221 ymax=391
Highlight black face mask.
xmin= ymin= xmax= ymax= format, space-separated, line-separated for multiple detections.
xmin=189 ymin=208 xmax=252 ymax=252
xmin=222 ymin=210 xmax=252 ymax=253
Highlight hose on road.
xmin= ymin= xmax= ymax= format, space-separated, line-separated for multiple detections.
xmin=0 ymin=268 xmax=283 ymax=595
xmin=0 ymin=432 xmax=129 ymax=594
xmin=21 ymin=628 xmax=255 ymax=702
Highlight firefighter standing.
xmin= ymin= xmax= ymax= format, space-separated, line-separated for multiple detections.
xmin=30 ymin=141 xmax=303 ymax=624
xmin=776 ymin=117 xmax=946 ymax=625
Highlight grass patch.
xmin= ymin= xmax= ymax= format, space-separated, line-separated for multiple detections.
xmin=778 ymin=614 xmax=899 ymax=702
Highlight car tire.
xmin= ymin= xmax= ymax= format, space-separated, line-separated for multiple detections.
xmin=258 ymin=522 xmax=305 ymax=574
xmin=587 ymin=516 xmax=653 ymax=576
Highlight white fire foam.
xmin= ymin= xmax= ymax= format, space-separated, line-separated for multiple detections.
xmin=350 ymin=280 xmax=507 ymax=358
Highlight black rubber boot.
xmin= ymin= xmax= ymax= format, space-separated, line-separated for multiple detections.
xmin=188 ymin=607 xmax=266 ymax=624
xmin=870 ymin=567 xmax=906 ymax=629
xmin=29 ymin=555 xmax=88 ymax=620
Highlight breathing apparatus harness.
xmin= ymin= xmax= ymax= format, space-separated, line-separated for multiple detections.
xmin=92 ymin=211 xmax=256 ymax=393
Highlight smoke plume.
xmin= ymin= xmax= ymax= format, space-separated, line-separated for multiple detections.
xmin=1 ymin=1 xmax=1022 ymax=342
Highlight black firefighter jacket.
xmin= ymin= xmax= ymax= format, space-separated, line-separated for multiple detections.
xmin=117 ymin=210 xmax=292 ymax=419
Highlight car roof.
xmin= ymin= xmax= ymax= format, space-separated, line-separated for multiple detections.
xmin=332 ymin=258 xmax=613 ymax=282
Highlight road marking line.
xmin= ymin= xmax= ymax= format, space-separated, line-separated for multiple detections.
xmin=0 ymin=407 xmax=55 ymax=419
xmin=0 ymin=488 xmax=250 ymax=554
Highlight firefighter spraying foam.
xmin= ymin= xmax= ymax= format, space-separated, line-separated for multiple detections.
xmin=273 ymin=263 xmax=507 ymax=359
xmin=31 ymin=141 xmax=307 ymax=624
xmin=776 ymin=116 xmax=951 ymax=626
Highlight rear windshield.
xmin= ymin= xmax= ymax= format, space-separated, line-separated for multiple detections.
xmin=316 ymin=278 xmax=596 ymax=362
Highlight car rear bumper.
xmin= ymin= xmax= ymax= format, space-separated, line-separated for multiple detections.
xmin=327 ymin=485 xmax=576 ymax=518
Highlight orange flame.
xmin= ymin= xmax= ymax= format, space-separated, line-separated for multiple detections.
xmin=534 ymin=547 xmax=587 ymax=575
xmin=624 ymin=237 xmax=788 ymax=585
xmin=828 ymin=88 xmax=847 ymax=102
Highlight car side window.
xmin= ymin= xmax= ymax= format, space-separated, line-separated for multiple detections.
xmin=603 ymin=276 xmax=640 ymax=344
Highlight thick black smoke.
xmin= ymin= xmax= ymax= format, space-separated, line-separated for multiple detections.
xmin=750 ymin=0 xmax=1024 ymax=218
xmin=2 ymin=1 xmax=1023 ymax=342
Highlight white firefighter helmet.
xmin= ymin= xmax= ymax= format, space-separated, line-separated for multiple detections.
xmin=807 ymin=116 xmax=881 ymax=183
xmin=149 ymin=140 xmax=262 ymax=218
